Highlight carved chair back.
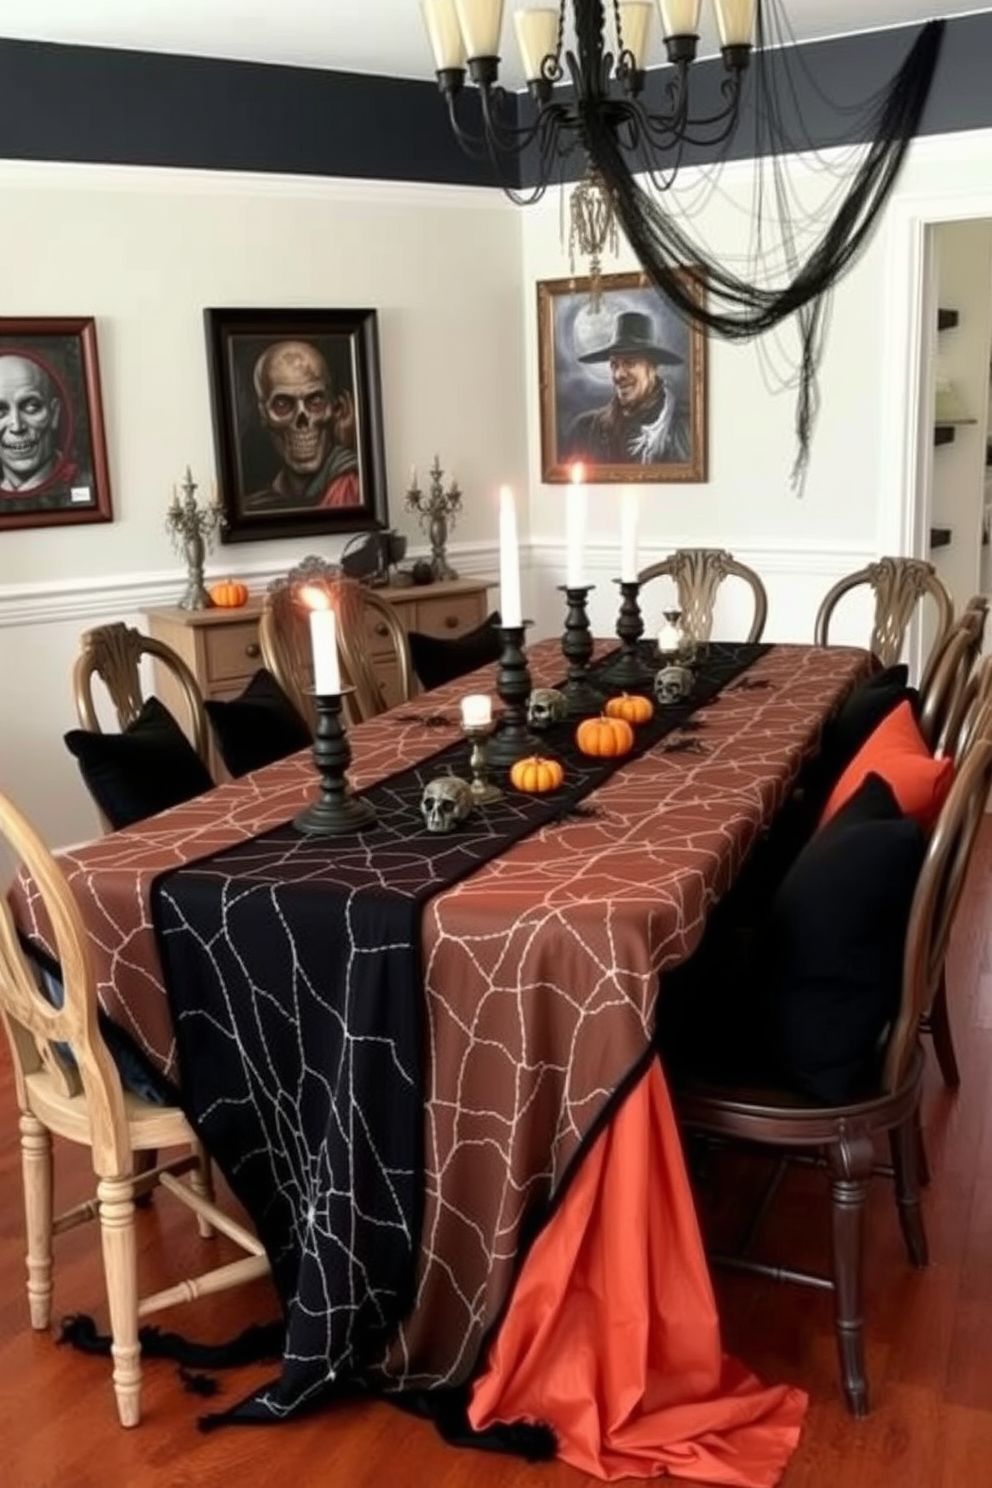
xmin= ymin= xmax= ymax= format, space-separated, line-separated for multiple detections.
xmin=638 ymin=548 xmax=768 ymax=643
xmin=917 ymin=600 xmax=987 ymax=750
xmin=814 ymin=557 xmax=953 ymax=671
xmin=73 ymin=622 xmax=210 ymax=768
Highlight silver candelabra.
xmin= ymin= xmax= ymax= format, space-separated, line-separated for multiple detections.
xmin=166 ymin=466 xmax=222 ymax=610
xmin=405 ymin=456 xmax=462 ymax=581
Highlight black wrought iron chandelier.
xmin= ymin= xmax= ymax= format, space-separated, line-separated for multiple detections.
xmin=422 ymin=0 xmax=945 ymax=476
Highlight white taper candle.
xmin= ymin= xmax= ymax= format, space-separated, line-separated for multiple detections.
xmin=620 ymin=488 xmax=639 ymax=583
xmin=498 ymin=485 xmax=522 ymax=627
xmin=301 ymin=588 xmax=341 ymax=695
xmin=566 ymin=462 xmax=586 ymax=589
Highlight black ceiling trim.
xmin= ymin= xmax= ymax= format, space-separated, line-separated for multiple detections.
xmin=0 ymin=14 xmax=989 ymax=187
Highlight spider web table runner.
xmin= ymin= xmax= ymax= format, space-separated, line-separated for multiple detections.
xmin=150 ymin=641 xmax=767 ymax=1423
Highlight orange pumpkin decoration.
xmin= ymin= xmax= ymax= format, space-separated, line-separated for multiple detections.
xmin=605 ymin=692 xmax=655 ymax=727
xmin=510 ymin=755 xmax=565 ymax=793
xmin=209 ymin=579 xmax=250 ymax=608
xmin=576 ymin=715 xmax=635 ymax=758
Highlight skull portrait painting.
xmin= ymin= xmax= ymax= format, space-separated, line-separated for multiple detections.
xmin=248 ymin=339 xmax=360 ymax=513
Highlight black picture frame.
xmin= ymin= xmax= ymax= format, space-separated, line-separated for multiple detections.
xmin=0 ymin=317 xmax=113 ymax=532
xmin=538 ymin=270 xmax=707 ymax=484
xmin=204 ymin=307 xmax=389 ymax=544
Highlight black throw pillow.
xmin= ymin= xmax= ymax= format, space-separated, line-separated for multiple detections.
xmin=800 ymin=664 xmax=917 ymax=816
xmin=759 ymin=771 xmax=926 ymax=1105
xmin=205 ymin=668 xmax=311 ymax=778
xmin=408 ymin=611 xmax=502 ymax=691
xmin=64 ymin=696 xmax=214 ymax=831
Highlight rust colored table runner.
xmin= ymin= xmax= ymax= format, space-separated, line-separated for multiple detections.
xmin=151 ymin=642 xmax=768 ymax=1423
xmin=12 ymin=640 xmax=870 ymax=1481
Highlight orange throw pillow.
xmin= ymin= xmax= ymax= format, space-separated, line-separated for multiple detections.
xmin=820 ymin=699 xmax=954 ymax=831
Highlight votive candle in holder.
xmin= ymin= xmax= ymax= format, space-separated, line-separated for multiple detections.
xmin=301 ymin=587 xmax=341 ymax=695
xmin=498 ymin=485 xmax=522 ymax=628
xmin=461 ymin=693 xmax=492 ymax=729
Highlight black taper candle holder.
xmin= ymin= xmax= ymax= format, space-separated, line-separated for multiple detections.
xmin=601 ymin=579 xmax=655 ymax=687
xmin=488 ymin=621 xmax=542 ymax=768
xmin=559 ymin=585 xmax=604 ymax=718
xmin=293 ymin=688 xmax=377 ymax=835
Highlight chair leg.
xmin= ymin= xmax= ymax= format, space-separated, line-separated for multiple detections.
xmin=888 ymin=1117 xmax=929 ymax=1268
xmin=97 ymin=1175 xmax=141 ymax=1428
xmin=188 ymin=1140 xmax=216 ymax=1240
xmin=19 ymin=1112 xmax=53 ymax=1330
xmin=827 ymin=1132 xmax=875 ymax=1418
xmin=914 ymin=1105 xmax=931 ymax=1188
xmin=928 ymin=969 xmax=961 ymax=1089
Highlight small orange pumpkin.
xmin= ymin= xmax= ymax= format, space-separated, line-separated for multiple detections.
xmin=510 ymin=755 xmax=565 ymax=793
xmin=576 ymin=715 xmax=635 ymax=758
xmin=605 ymin=692 xmax=655 ymax=727
xmin=209 ymin=579 xmax=249 ymax=608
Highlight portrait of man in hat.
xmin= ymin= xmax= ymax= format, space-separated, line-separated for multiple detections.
xmin=538 ymin=271 xmax=707 ymax=483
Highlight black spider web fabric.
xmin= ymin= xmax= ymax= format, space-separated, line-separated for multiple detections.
xmin=150 ymin=641 xmax=767 ymax=1424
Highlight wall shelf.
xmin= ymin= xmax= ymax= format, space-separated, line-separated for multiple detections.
xmin=935 ymin=419 xmax=978 ymax=446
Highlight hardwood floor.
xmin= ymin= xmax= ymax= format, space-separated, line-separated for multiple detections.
xmin=4 ymin=827 xmax=992 ymax=1487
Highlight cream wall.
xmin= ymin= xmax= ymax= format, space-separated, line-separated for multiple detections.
xmin=0 ymin=162 xmax=526 ymax=844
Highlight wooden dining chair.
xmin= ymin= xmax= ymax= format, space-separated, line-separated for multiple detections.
xmin=0 ymin=787 xmax=270 ymax=1427
xmin=668 ymin=700 xmax=992 ymax=1416
xmin=920 ymin=593 xmax=989 ymax=713
xmin=637 ymin=548 xmax=768 ymax=643
xmin=917 ymin=601 xmax=987 ymax=750
xmin=73 ymin=621 xmax=210 ymax=769
xmin=814 ymin=557 xmax=953 ymax=673
xmin=260 ymin=557 xmax=411 ymax=731
xmin=917 ymin=647 xmax=992 ymax=1090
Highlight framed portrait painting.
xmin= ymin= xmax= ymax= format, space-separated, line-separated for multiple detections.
xmin=204 ymin=307 xmax=389 ymax=544
xmin=538 ymin=269 xmax=707 ymax=483
xmin=0 ymin=317 xmax=113 ymax=532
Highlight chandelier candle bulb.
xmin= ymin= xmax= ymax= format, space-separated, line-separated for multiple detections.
xmin=453 ymin=0 xmax=503 ymax=58
xmin=421 ymin=0 xmax=467 ymax=69
xmin=620 ymin=489 xmax=639 ymax=583
xmin=461 ymin=693 xmax=493 ymax=729
xmin=619 ymin=1 xmax=653 ymax=66
xmin=660 ymin=0 xmax=702 ymax=38
xmin=566 ymin=463 xmax=587 ymax=589
xmin=514 ymin=6 xmax=560 ymax=80
xmin=715 ymin=0 xmax=757 ymax=48
xmin=498 ymin=485 xmax=523 ymax=628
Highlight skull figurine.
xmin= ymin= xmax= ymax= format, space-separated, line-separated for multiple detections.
xmin=420 ymin=775 xmax=475 ymax=834
xmin=527 ymin=687 xmax=567 ymax=730
xmin=654 ymin=664 xmax=694 ymax=706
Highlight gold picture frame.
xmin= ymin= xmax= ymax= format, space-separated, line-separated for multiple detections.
xmin=538 ymin=269 xmax=707 ymax=484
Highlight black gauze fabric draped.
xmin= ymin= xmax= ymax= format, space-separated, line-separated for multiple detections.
xmin=582 ymin=16 xmax=945 ymax=477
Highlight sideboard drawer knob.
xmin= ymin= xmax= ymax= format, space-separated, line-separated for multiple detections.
xmin=443 ymin=614 xmax=459 ymax=630
xmin=245 ymin=641 xmax=260 ymax=659
xmin=375 ymin=622 xmax=388 ymax=637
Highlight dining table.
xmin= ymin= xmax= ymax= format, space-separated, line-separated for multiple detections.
xmin=13 ymin=635 xmax=871 ymax=1487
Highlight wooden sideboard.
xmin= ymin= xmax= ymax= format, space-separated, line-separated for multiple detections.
xmin=143 ymin=577 xmax=494 ymax=770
